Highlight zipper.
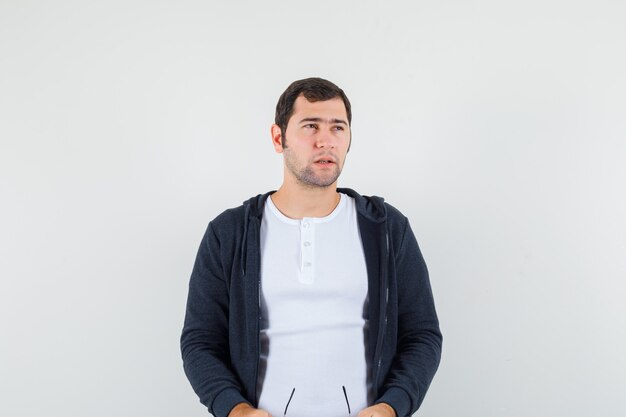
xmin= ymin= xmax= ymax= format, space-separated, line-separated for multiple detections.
xmin=373 ymin=229 xmax=390 ymax=393
xmin=253 ymin=217 xmax=261 ymax=407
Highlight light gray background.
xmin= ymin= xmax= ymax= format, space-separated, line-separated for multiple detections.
xmin=1 ymin=1 xmax=624 ymax=416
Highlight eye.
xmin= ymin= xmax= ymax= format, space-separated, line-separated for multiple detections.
xmin=304 ymin=123 xmax=317 ymax=129
xmin=333 ymin=125 xmax=345 ymax=131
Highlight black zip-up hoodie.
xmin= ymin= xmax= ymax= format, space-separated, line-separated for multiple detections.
xmin=181 ymin=188 xmax=442 ymax=417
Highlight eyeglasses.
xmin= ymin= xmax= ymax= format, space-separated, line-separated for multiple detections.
xmin=283 ymin=385 xmax=352 ymax=416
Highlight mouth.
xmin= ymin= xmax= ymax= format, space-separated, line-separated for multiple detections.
xmin=315 ymin=159 xmax=334 ymax=165
xmin=314 ymin=156 xmax=336 ymax=166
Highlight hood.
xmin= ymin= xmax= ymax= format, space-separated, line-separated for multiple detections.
xmin=337 ymin=187 xmax=387 ymax=223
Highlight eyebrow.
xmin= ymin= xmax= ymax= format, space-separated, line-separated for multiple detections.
xmin=298 ymin=117 xmax=348 ymax=126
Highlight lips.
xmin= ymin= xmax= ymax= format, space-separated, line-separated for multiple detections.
xmin=314 ymin=155 xmax=336 ymax=164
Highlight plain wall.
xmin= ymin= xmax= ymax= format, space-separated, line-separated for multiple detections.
xmin=1 ymin=1 xmax=625 ymax=416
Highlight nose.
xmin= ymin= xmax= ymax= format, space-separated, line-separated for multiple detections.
xmin=315 ymin=127 xmax=336 ymax=149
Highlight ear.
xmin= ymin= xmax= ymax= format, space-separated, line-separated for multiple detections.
xmin=271 ymin=124 xmax=284 ymax=153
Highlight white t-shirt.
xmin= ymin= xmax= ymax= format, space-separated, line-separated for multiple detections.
xmin=256 ymin=193 xmax=369 ymax=417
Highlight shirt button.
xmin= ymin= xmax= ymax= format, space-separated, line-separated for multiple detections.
xmin=304 ymin=262 xmax=312 ymax=267
xmin=302 ymin=221 xmax=309 ymax=228
xmin=303 ymin=241 xmax=311 ymax=247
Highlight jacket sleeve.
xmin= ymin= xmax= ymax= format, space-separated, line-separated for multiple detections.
xmin=375 ymin=217 xmax=443 ymax=417
xmin=180 ymin=222 xmax=251 ymax=417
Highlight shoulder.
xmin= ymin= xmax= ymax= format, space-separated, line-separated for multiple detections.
xmin=383 ymin=201 xmax=408 ymax=228
xmin=383 ymin=201 xmax=412 ymax=253
xmin=210 ymin=205 xmax=246 ymax=230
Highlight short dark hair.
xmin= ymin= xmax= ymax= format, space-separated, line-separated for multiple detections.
xmin=275 ymin=77 xmax=352 ymax=146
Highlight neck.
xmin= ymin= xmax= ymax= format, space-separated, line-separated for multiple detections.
xmin=271 ymin=179 xmax=341 ymax=219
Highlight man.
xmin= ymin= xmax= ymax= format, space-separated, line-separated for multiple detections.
xmin=181 ymin=78 xmax=442 ymax=417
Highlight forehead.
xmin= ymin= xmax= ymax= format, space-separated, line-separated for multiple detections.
xmin=290 ymin=95 xmax=348 ymax=121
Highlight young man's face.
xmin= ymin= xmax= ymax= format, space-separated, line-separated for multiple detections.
xmin=273 ymin=95 xmax=351 ymax=189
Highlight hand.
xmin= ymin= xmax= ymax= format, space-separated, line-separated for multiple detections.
xmin=228 ymin=403 xmax=273 ymax=417
xmin=357 ymin=402 xmax=397 ymax=417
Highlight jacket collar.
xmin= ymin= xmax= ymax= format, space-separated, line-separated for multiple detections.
xmin=242 ymin=187 xmax=387 ymax=223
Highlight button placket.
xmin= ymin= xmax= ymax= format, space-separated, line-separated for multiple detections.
xmin=300 ymin=219 xmax=314 ymax=284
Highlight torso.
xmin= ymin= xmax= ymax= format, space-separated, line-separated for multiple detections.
xmin=256 ymin=193 xmax=369 ymax=417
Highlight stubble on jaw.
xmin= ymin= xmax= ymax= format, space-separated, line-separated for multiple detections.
xmin=283 ymin=147 xmax=342 ymax=189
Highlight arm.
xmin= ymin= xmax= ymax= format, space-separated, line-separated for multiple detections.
xmin=375 ymin=217 xmax=443 ymax=417
xmin=180 ymin=222 xmax=251 ymax=417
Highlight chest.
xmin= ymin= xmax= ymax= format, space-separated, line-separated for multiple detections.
xmin=259 ymin=207 xmax=368 ymax=327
